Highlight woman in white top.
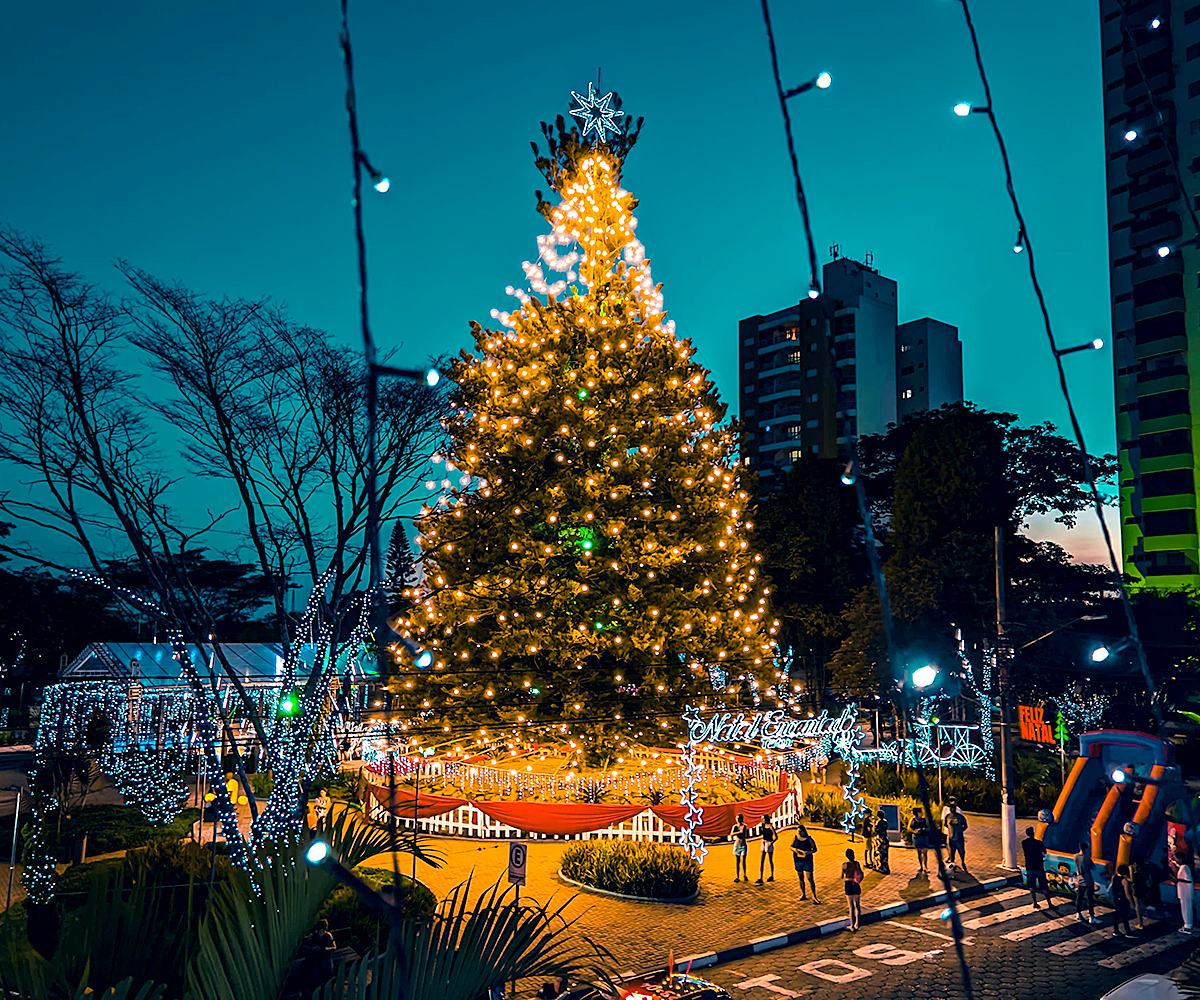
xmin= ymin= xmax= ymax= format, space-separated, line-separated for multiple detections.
xmin=1178 ymin=852 xmax=1194 ymax=933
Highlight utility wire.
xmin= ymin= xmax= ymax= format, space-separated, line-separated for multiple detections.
xmin=758 ymin=6 xmax=974 ymax=997
xmin=953 ymin=0 xmax=1161 ymax=728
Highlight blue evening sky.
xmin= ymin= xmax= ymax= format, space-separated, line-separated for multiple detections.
xmin=2 ymin=0 xmax=1116 ymax=563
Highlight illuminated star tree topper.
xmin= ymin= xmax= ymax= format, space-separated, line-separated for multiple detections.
xmin=569 ymin=82 xmax=626 ymax=144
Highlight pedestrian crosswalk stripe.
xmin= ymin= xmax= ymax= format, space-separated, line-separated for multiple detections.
xmin=963 ymin=902 xmax=1046 ymax=929
xmin=1047 ymin=927 xmax=1115 ymax=956
xmin=921 ymin=888 xmax=1026 ymax=919
xmin=1097 ymin=930 xmax=1191 ymax=969
xmin=1002 ymin=912 xmax=1082 ymax=941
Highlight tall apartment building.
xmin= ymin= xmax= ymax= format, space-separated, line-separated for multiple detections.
xmin=739 ymin=257 xmax=963 ymax=479
xmin=1101 ymin=0 xmax=1200 ymax=588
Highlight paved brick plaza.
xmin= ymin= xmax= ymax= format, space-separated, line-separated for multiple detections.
xmin=366 ymin=807 xmax=1008 ymax=973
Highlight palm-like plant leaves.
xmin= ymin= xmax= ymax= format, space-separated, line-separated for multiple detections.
xmin=189 ymin=806 xmax=443 ymax=1000
xmin=0 ymin=867 xmax=179 ymax=999
xmin=319 ymin=876 xmax=616 ymax=1000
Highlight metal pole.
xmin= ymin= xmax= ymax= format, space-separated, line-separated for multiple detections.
xmin=996 ymin=526 xmax=1018 ymax=870
xmin=7 ymin=787 xmax=20 ymax=912
xmin=512 ymin=883 xmax=520 ymax=1000
xmin=936 ymin=727 xmax=943 ymax=806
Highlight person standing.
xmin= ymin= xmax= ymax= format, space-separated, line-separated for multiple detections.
xmin=1022 ymin=826 xmax=1051 ymax=908
xmin=791 ymin=823 xmax=820 ymax=903
xmin=314 ymin=788 xmax=332 ymax=830
xmin=910 ymin=808 xmax=930 ymax=876
xmin=862 ymin=811 xmax=876 ymax=871
xmin=944 ymin=801 xmax=968 ymax=872
xmin=1177 ymin=851 xmax=1194 ymax=933
xmin=1112 ymin=865 xmax=1135 ymax=938
xmin=1073 ymin=840 xmax=1098 ymax=924
xmin=731 ymin=813 xmax=749 ymax=883
xmin=874 ymin=809 xmax=891 ymax=875
xmin=843 ymin=848 xmax=864 ymax=931
xmin=1128 ymin=859 xmax=1146 ymax=931
xmin=756 ymin=814 xmax=777 ymax=884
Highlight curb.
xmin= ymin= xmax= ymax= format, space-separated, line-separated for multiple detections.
xmin=557 ymin=869 xmax=701 ymax=905
xmin=624 ymin=874 xmax=1023 ymax=981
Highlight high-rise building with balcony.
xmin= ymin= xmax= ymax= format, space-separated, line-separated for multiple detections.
xmin=738 ymin=256 xmax=963 ymax=480
xmin=1101 ymin=0 xmax=1200 ymax=588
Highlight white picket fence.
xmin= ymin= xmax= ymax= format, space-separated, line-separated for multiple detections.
xmin=366 ymin=786 xmax=802 ymax=843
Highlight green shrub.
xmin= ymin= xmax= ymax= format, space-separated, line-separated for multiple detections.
xmin=559 ymin=840 xmax=700 ymax=900
xmin=321 ymin=768 xmax=362 ymax=801
xmin=57 ymin=805 xmax=201 ymax=857
xmin=316 ymin=867 xmax=435 ymax=955
xmin=247 ymin=772 xmax=274 ymax=799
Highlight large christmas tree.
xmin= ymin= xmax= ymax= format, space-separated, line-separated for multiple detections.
xmin=395 ymin=92 xmax=778 ymax=765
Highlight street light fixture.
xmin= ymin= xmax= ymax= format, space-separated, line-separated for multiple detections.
xmin=910 ymin=664 xmax=939 ymax=690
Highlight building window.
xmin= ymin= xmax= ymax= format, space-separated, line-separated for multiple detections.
xmin=1187 ymin=5 xmax=1200 ymax=24
xmin=744 ymin=408 xmax=755 ymax=418
xmin=1139 ymin=390 xmax=1191 ymax=420
xmin=744 ymin=385 xmax=755 ymax=394
xmin=1143 ymin=509 xmax=1198 ymax=536
xmin=1142 ymin=468 xmax=1195 ymax=497
xmin=808 ymin=341 xmax=818 ymax=351
xmin=901 ymin=389 xmax=914 ymax=400
xmin=901 ymin=365 xmax=915 ymax=376
xmin=744 ymin=456 xmax=751 ymax=466
xmin=743 ymin=336 xmax=754 ymax=346
xmin=807 ymin=393 xmax=819 ymax=403
xmin=744 ymin=361 xmax=755 ymax=369
xmin=806 ymin=419 xmax=819 ymax=429
xmin=899 ymin=344 xmax=912 ymax=353
xmin=806 ymin=368 xmax=818 ymax=378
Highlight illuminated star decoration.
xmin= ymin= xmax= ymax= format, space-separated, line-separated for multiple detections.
xmin=569 ymin=82 xmax=625 ymax=143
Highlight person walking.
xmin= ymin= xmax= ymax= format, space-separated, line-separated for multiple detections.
xmin=731 ymin=813 xmax=749 ymax=883
xmin=943 ymin=801 xmax=968 ymax=872
xmin=791 ymin=823 xmax=820 ymax=903
xmin=862 ymin=810 xmax=876 ymax=871
xmin=1022 ymin=826 xmax=1052 ymax=909
xmin=843 ymin=848 xmax=864 ymax=931
xmin=1073 ymin=840 xmax=1098 ymax=924
xmin=874 ymin=808 xmax=891 ymax=875
xmin=756 ymin=814 xmax=777 ymax=884
xmin=1177 ymin=851 xmax=1194 ymax=933
xmin=910 ymin=808 xmax=930 ymax=876
xmin=1112 ymin=865 xmax=1135 ymax=938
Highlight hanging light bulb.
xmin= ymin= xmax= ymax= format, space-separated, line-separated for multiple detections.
xmin=815 ymin=72 xmax=832 ymax=89
xmin=1157 ymin=245 xmax=1172 ymax=258
xmin=953 ymin=103 xmax=972 ymax=117
xmin=1124 ymin=128 xmax=1139 ymax=143
xmin=1013 ymin=229 xmax=1025 ymax=254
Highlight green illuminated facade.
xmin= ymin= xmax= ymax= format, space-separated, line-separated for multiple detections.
xmin=1102 ymin=0 xmax=1200 ymax=588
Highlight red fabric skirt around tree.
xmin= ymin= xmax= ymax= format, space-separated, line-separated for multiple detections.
xmin=367 ymin=784 xmax=793 ymax=839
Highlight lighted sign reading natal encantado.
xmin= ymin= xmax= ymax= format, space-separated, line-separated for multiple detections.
xmin=686 ymin=706 xmax=858 ymax=749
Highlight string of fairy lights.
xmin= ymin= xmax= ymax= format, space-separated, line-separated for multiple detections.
xmin=949 ymin=0 xmax=1160 ymax=730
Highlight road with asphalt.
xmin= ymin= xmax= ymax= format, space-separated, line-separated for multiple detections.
xmin=694 ymin=883 xmax=1197 ymax=1000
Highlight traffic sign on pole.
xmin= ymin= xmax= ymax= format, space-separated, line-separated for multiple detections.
xmin=507 ymin=841 xmax=527 ymax=887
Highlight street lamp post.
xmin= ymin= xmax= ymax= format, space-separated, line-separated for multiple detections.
xmin=996 ymin=527 xmax=1017 ymax=870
